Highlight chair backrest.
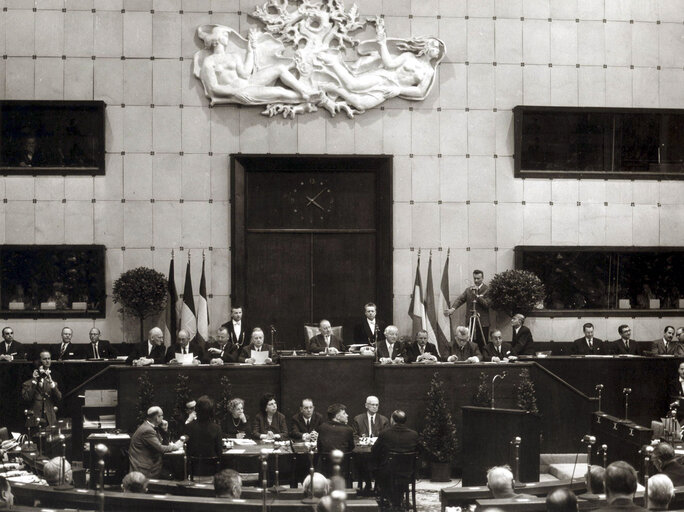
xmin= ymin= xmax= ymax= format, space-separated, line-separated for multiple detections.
xmin=317 ymin=452 xmax=353 ymax=486
xmin=0 ymin=427 xmax=9 ymax=441
xmin=189 ymin=456 xmax=220 ymax=480
xmin=386 ymin=451 xmax=417 ymax=479
xmin=304 ymin=325 xmax=344 ymax=344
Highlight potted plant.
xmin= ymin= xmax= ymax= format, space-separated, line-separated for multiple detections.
xmin=488 ymin=269 xmax=546 ymax=317
xmin=420 ymin=372 xmax=459 ymax=481
xmin=112 ymin=267 xmax=168 ymax=342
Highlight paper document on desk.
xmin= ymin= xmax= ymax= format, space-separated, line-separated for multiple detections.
xmin=226 ymin=449 xmax=245 ymax=454
xmin=251 ymin=350 xmax=268 ymax=365
xmin=231 ymin=438 xmax=257 ymax=445
xmin=175 ymin=352 xmax=194 ymax=365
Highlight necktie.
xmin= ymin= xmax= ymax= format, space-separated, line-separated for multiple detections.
xmin=61 ymin=344 xmax=67 ymax=357
xmin=325 ymin=336 xmax=330 ymax=346
xmin=183 ymin=347 xmax=187 ymax=355
xmin=370 ymin=416 xmax=375 ymax=436
xmin=624 ymin=340 xmax=629 ymax=351
xmin=419 ymin=346 xmax=424 ymax=355
xmin=93 ymin=343 xmax=99 ymax=359
xmin=305 ymin=419 xmax=310 ymax=429
xmin=588 ymin=340 xmax=593 ymax=350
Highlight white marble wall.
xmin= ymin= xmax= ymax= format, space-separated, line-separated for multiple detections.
xmin=0 ymin=0 xmax=683 ymax=343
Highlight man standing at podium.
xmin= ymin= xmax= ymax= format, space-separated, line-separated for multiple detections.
xmin=444 ymin=270 xmax=490 ymax=350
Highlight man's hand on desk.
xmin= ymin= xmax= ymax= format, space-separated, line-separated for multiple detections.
xmin=0 ymin=354 xmax=13 ymax=361
xmin=260 ymin=431 xmax=281 ymax=441
xmin=380 ymin=357 xmax=405 ymax=364
xmin=133 ymin=357 xmax=154 ymax=366
xmin=209 ymin=358 xmax=224 ymax=365
xmin=302 ymin=431 xmax=319 ymax=442
xmin=416 ymin=354 xmax=438 ymax=363
xmin=244 ymin=357 xmax=272 ymax=364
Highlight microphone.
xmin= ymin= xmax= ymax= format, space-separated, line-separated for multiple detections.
xmin=581 ymin=435 xmax=596 ymax=444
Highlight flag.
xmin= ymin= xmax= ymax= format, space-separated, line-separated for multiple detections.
xmin=160 ymin=251 xmax=179 ymax=347
xmin=196 ymin=253 xmax=209 ymax=346
xmin=424 ymin=253 xmax=444 ymax=355
xmin=180 ymin=254 xmax=197 ymax=341
xmin=408 ymin=252 xmax=426 ymax=334
xmin=437 ymin=251 xmax=452 ymax=355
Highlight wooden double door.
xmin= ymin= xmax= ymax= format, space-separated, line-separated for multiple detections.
xmin=232 ymin=156 xmax=392 ymax=349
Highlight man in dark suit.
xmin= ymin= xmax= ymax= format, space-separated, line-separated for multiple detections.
xmin=52 ymin=327 xmax=80 ymax=361
xmin=443 ymin=326 xmax=482 ymax=363
xmin=317 ymin=403 xmax=355 ymax=454
xmin=353 ymin=302 xmax=386 ymax=345
xmin=652 ymin=442 xmax=684 ymax=486
xmin=445 ymin=269 xmax=491 ymax=349
xmin=165 ymin=329 xmax=204 ymax=364
xmin=594 ymin=461 xmax=646 ymax=511
xmin=204 ymin=326 xmax=234 ymax=364
xmin=610 ymin=325 xmax=642 ymax=356
xmin=221 ymin=306 xmax=248 ymax=360
xmin=371 ymin=410 xmax=419 ymax=508
xmin=290 ymin=398 xmax=324 ymax=441
xmin=510 ymin=314 xmax=534 ymax=356
xmin=128 ymin=406 xmax=183 ymax=478
xmin=126 ymin=327 xmax=167 ymax=365
xmin=405 ymin=329 xmax=439 ymax=363
xmin=649 ymin=326 xmax=683 ymax=356
xmin=571 ymin=323 xmax=607 ymax=355
xmin=86 ymin=328 xmax=117 ymax=359
xmin=239 ymin=327 xmax=278 ymax=364
xmin=375 ymin=325 xmax=406 ymax=364
xmin=483 ymin=329 xmax=513 ymax=362
xmin=353 ymin=395 xmax=389 ymax=438
xmin=307 ymin=319 xmax=347 ymax=354
xmin=21 ymin=350 xmax=61 ymax=427
xmin=0 ymin=326 xmax=25 ymax=361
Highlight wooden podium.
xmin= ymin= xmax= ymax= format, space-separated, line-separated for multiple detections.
xmin=461 ymin=406 xmax=541 ymax=486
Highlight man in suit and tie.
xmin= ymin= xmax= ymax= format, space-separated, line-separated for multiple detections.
xmin=353 ymin=396 xmax=389 ymax=438
xmin=21 ymin=350 xmax=61 ymax=427
xmin=128 ymin=406 xmax=183 ymax=478
xmin=51 ymin=327 xmax=80 ymax=361
xmin=239 ymin=327 xmax=278 ymax=364
xmin=594 ymin=461 xmax=646 ymax=511
xmin=651 ymin=442 xmax=684 ymax=487
xmin=165 ymin=329 xmax=204 ymax=364
xmin=649 ymin=326 xmax=684 ymax=356
xmin=222 ymin=306 xmax=248 ymax=360
xmin=371 ymin=410 xmax=419 ymax=508
xmin=0 ymin=326 xmax=25 ymax=361
xmin=510 ymin=314 xmax=534 ymax=356
xmin=353 ymin=303 xmax=386 ymax=345
xmin=86 ymin=328 xmax=117 ymax=359
xmin=205 ymin=326 xmax=234 ymax=364
xmin=375 ymin=325 xmax=406 ymax=364
xmin=484 ymin=330 xmax=512 ymax=362
xmin=445 ymin=269 xmax=491 ymax=350
xmin=405 ymin=329 xmax=439 ymax=363
xmin=610 ymin=325 xmax=642 ymax=356
xmin=571 ymin=323 xmax=607 ymax=355
xmin=290 ymin=398 xmax=323 ymax=441
xmin=307 ymin=319 xmax=347 ymax=354
xmin=443 ymin=326 xmax=482 ymax=363
xmin=126 ymin=327 xmax=168 ymax=365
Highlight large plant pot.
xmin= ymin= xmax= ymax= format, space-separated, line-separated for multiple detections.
xmin=430 ymin=461 xmax=451 ymax=482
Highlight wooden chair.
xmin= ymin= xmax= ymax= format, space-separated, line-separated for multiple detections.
xmin=303 ymin=324 xmax=344 ymax=351
xmin=188 ymin=456 xmax=220 ymax=483
xmin=384 ymin=451 xmax=418 ymax=512
xmin=317 ymin=451 xmax=353 ymax=488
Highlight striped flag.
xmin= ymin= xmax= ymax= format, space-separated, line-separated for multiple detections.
xmin=196 ymin=252 xmax=209 ymax=346
xmin=408 ymin=251 xmax=426 ymax=334
xmin=437 ymin=250 xmax=452 ymax=355
xmin=180 ymin=253 xmax=197 ymax=341
xmin=424 ymin=252 xmax=443 ymax=355
xmin=160 ymin=251 xmax=179 ymax=347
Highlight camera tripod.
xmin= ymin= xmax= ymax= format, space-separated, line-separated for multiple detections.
xmin=467 ymin=300 xmax=487 ymax=347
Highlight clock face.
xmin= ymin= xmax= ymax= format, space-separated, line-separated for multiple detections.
xmin=290 ymin=177 xmax=335 ymax=222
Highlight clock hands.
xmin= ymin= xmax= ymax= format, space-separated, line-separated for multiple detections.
xmin=305 ymin=188 xmax=328 ymax=211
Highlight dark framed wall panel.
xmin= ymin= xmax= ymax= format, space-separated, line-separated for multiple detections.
xmin=231 ymin=155 xmax=392 ymax=348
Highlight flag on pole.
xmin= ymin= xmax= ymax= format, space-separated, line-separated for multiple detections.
xmin=160 ymin=250 xmax=179 ymax=347
xmin=437 ymin=250 xmax=452 ymax=355
xmin=180 ymin=252 xmax=197 ymax=341
xmin=196 ymin=252 xmax=209 ymax=346
xmin=424 ymin=252 xmax=443 ymax=355
xmin=408 ymin=250 xmax=426 ymax=334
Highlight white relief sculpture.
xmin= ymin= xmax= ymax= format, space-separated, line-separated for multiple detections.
xmin=193 ymin=1 xmax=446 ymax=118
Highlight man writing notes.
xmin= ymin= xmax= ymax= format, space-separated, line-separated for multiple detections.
xmin=444 ymin=270 xmax=490 ymax=349
xmin=353 ymin=302 xmax=385 ymax=344
xmin=443 ymin=326 xmax=482 ymax=363
xmin=307 ymin=319 xmax=347 ymax=354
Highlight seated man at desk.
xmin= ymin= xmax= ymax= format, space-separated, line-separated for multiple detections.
xmin=307 ymin=319 xmax=346 ymax=354
xmin=375 ymin=325 xmax=405 ymax=364
xmin=483 ymin=329 xmax=512 ymax=362
xmin=87 ymin=328 xmax=117 ymax=359
xmin=126 ymin=327 xmax=167 ymax=366
xmin=571 ymin=323 xmax=607 ymax=355
xmin=405 ymin=329 xmax=439 ymax=363
xmin=317 ymin=403 xmax=355 ymax=454
xmin=649 ymin=326 xmax=683 ymax=356
xmin=164 ymin=329 xmax=203 ymax=364
xmin=129 ymin=406 xmax=183 ymax=478
xmin=0 ymin=327 xmax=25 ymax=361
xmin=443 ymin=326 xmax=482 ymax=363
xmin=610 ymin=325 xmax=642 ymax=356
xmin=205 ymin=326 xmax=233 ymax=364
xmin=52 ymin=327 xmax=80 ymax=361
xmin=239 ymin=328 xmax=278 ymax=364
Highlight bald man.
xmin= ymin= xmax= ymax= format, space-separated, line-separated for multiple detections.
xmin=128 ymin=406 xmax=183 ymax=478
xmin=164 ymin=329 xmax=204 ymax=364
xmin=307 ymin=319 xmax=347 ymax=354
xmin=126 ymin=327 xmax=168 ymax=365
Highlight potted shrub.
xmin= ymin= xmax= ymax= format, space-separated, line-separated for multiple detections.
xmin=112 ymin=267 xmax=168 ymax=342
xmin=420 ymin=372 xmax=459 ymax=481
xmin=488 ymin=269 xmax=546 ymax=317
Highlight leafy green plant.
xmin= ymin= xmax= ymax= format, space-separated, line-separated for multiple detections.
xmin=112 ymin=267 xmax=168 ymax=342
xmin=419 ymin=372 xmax=459 ymax=463
xmin=136 ymin=373 xmax=155 ymax=428
xmin=472 ymin=371 xmax=492 ymax=408
xmin=170 ymin=373 xmax=192 ymax=437
xmin=215 ymin=376 xmax=233 ymax=432
xmin=488 ymin=269 xmax=546 ymax=317
xmin=515 ymin=369 xmax=539 ymax=414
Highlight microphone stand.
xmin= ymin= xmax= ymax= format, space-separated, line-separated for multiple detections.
xmin=595 ymin=384 xmax=604 ymax=412
xmin=94 ymin=443 xmax=108 ymax=512
xmin=301 ymin=443 xmax=317 ymax=504
xmin=511 ymin=437 xmax=524 ymax=488
xmin=601 ymin=444 xmax=608 ymax=468
xmin=491 ymin=372 xmax=506 ymax=409
xmin=584 ymin=436 xmax=596 ymax=492
xmin=623 ymin=388 xmax=632 ymax=421
xmin=260 ymin=449 xmax=269 ymax=512
xmin=642 ymin=445 xmax=654 ymax=509
xmin=54 ymin=435 xmax=73 ymax=490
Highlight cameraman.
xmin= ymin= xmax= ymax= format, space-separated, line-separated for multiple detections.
xmin=21 ymin=351 xmax=61 ymax=427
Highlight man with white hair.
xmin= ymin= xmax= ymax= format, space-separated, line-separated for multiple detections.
xmin=128 ymin=406 xmax=183 ymax=478
xmin=486 ymin=465 xmax=535 ymax=500
xmin=126 ymin=327 xmax=168 ymax=365
xmin=510 ymin=314 xmax=534 ymax=356
xmin=375 ymin=325 xmax=405 ymax=364
xmin=307 ymin=319 xmax=347 ymax=354
xmin=303 ymin=472 xmax=330 ymax=498
xmin=164 ymin=329 xmax=204 ymax=364
xmin=647 ymin=474 xmax=674 ymax=511
xmin=443 ymin=326 xmax=481 ymax=363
